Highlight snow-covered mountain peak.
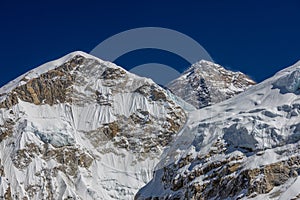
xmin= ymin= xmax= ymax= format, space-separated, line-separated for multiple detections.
xmin=0 ymin=51 xmax=150 ymax=97
xmin=0 ymin=51 xmax=91 ymax=93
xmin=0 ymin=51 xmax=157 ymax=108
xmin=190 ymin=59 xmax=224 ymax=69
xmin=0 ymin=52 xmax=186 ymax=199
xmin=167 ymin=60 xmax=256 ymax=109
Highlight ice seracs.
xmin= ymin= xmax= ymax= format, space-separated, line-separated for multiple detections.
xmin=137 ymin=60 xmax=300 ymax=200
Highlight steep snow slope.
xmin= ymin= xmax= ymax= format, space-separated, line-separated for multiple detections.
xmin=137 ymin=61 xmax=300 ymax=199
xmin=167 ymin=60 xmax=255 ymax=109
xmin=0 ymin=52 xmax=187 ymax=200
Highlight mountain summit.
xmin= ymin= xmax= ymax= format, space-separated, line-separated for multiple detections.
xmin=167 ymin=60 xmax=256 ymax=109
xmin=0 ymin=51 xmax=186 ymax=199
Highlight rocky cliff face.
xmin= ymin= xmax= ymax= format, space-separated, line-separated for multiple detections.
xmin=0 ymin=55 xmax=81 ymax=108
xmin=167 ymin=60 xmax=256 ymax=109
xmin=0 ymin=52 xmax=186 ymax=200
xmin=136 ymin=61 xmax=300 ymax=200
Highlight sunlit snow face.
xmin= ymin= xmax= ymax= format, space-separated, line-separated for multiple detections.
xmin=90 ymin=27 xmax=213 ymax=86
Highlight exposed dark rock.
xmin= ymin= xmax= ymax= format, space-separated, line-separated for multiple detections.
xmin=153 ymin=154 xmax=300 ymax=200
xmin=103 ymin=122 xmax=120 ymax=138
xmin=0 ymin=119 xmax=15 ymax=143
xmin=0 ymin=56 xmax=84 ymax=109
xmin=101 ymin=67 xmax=126 ymax=79
xmin=262 ymin=110 xmax=280 ymax=118
xmin=4 ymin=185 xmax=12 ymax=200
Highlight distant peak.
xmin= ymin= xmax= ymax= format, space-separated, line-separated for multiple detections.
xmin=167 ymin=60 xmax=255 ymax=109
xmin=191 ymin=59 xmax=217 ymax=67
xmin=198 ymin=59 xmax=217 ymax=65
xmin=185 ymin=60 xmax=230 ymax=75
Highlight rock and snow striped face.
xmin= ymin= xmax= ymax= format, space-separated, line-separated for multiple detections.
xmin=0 ymin=52 xmax=186 ymax=200
xmin=3 ymin=51 xmax=300 ymax=200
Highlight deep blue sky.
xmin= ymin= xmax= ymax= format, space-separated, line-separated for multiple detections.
xmin=0 ymin=0 xmax=300 ymax=87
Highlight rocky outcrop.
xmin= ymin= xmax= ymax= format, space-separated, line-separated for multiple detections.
xmin=0 ymin=118 xmax=15 ymax=143
xmin=101 ymin=67 xmax=126 ymax=80
xmin=3 ymin=186 xmax=12 ymax=200
xmin=12 ymin=142 xmax=93 ymax=173
xmin=135 ymin=84 xmax=167 ymax=102
xmin=0 ymin=55 xmax=84 ymax=109
xmin=141 ymin=149 xmax=300 ymax=200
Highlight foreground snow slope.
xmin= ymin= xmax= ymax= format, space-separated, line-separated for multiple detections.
xmin=0 ymin=51 xmax=187 ymax=200
xmin=137 ymin=61 xmax=300 ymax=199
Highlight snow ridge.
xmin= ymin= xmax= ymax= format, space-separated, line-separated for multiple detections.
xmin=137 ymin=60 xmax=300 ymax=200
